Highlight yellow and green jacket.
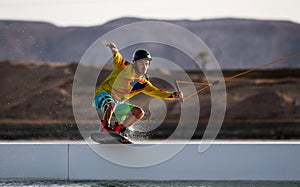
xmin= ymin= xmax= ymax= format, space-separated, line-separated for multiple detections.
xmin=94 ymin=51 xmax=174 ymax=102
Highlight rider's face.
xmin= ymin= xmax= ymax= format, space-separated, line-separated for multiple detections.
xmin=134 ymin=59 xmax=150 ymax=75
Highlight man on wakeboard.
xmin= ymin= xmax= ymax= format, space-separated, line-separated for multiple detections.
xmin=93 ymin=42 xmax=182 ymax=137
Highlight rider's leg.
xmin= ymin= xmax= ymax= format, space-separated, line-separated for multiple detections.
xmin=103 ymin=102 xmax=116 ymax=124
xmin=101 ymin=102 xmax=116 ymax=131
xmin=122 ymin=106 xmax=145 ymax=128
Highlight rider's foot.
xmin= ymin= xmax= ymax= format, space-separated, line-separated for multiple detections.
xmin=114 ymin=124 xmax=127 ymax=137
xmin=100 ymin=120 xmax=115 ymax=133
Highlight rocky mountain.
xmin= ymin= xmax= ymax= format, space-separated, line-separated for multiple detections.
xmin=1 ymin=17 xmax=300 ymax=69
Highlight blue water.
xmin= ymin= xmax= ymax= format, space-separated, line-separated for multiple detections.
xmin=0 ymin=180 xmax=300 ymax=187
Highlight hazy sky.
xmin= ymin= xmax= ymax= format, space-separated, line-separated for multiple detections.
xmin=0 ymin=0 xmax=300 ymax=26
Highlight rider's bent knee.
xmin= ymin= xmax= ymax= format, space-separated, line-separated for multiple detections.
xmin=132 ymin=107 xmax=144 ymax=119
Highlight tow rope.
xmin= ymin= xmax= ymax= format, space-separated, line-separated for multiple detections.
xmin=175 ymin=51 xmax=300 ymax=102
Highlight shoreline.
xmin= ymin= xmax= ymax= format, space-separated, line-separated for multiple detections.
xmin=1 ymin=119 xmax=299 ymax=140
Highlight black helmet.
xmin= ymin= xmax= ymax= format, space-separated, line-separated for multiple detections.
xmin=133 ymin=49 xmax=152 ymax=61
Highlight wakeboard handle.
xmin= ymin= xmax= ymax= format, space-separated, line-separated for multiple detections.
xmin=174 ymin=80 xmax=184 ymax=103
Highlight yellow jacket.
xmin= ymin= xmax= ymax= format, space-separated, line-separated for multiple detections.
xmin=94 ymin=51 xmax=174 ymax=102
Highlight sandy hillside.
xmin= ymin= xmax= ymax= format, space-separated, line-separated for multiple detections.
xmin=1 ymin=60 xmax=300 ymax=140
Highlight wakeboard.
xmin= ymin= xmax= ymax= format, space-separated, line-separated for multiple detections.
xmin=90 ymin=132 xmax=133 ymax=144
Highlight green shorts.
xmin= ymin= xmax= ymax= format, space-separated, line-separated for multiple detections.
xmin=93 ymin=92 xmax=135 ymax=121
